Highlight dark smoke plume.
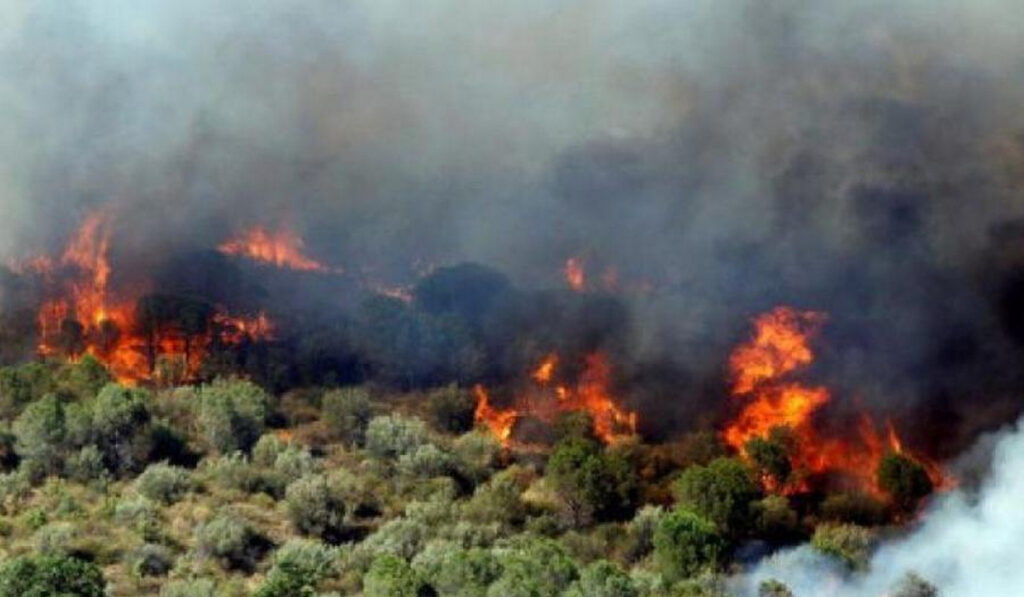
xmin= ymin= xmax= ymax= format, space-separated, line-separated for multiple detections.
xmin=3 ymin=1 xmax=1024 ymax=451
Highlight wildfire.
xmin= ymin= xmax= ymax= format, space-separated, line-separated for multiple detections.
xmin=218 ymin=226 xmax=331 ymax=273
xmin=564 ymin=257 xmax=585 ymax=292
xmin=27 ymin=211 xmax=277 ymax=384
xmin=474 ymin=352 xmax=637 ymax=446
xmin=723 ymin=306 xmax=943 ymax=494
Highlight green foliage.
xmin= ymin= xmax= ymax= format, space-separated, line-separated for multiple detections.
xmin=452 ymin=430 xmax=501 ymax=486
xmin=255 ymin=539 xmax=339 ymax=597
xmin=564 ymin=560 xmax=638 ymax=597
xmin=398 ymin=443 xmax=455 ymax=478
xmin=81 ymin=383 xmax=152 ymax=474
xmin=462 ymin=469 xmax=527 ymax=527
xmin=820 ymin=492 xmax=887 ymax=525
xmin=758 ymin=579 xmax=795 ymax=597
xmin=744 ymin=429 xmax=793 ymax=489
xmin=427 ymin=384 xmax=477 ymax=434
xmin=53 ymin=356 xmax=112 ymax=402
xmin=129 ymin=542 xmax=174 ymax=577
xmin=365 ymin=414 xmax=430 ymax=460
xmin=13 ymin=394 xmax=67 ymax=478
xmin=321 ymin=387 xmax=373 ymax=446
xmin=877 ymin=453 xmax=934 ymax=512
xmin=363 ymin=554 xmax=428 ymax=597
xmin=653 ymin=510 xmax=724 ymax=582
xmin=194 ymin=378 xmax=269 ymax=454
xmin=810 ymin=523 xmax=873 ymax=570
xmin=547 ymin=437 xmax=639 ymax=526
xmin=488 ymin=535 xmax=579 ymax=597
xmin=553 ymin=411 xmax=599 ymax=444
xmin=285 ymin=473 xmax=348 ymax=543
xmin=0 ymin=554 xmax=105 ymax=597
xmin=0 ymin=363 xmax=56 ymax=420
xmin=624 ymin=505 xmax=665 ymax=563
xmin=752 ymin=496 xmax=801 ymax=543
xmin=413 ymin=543 xmax=500 ymax=596
xmin=64 ymin=445 xmax=108 ymax=484
xmin=673 ymin=457 xmax=761 ymax=537
xmin=136 ymin=462 xmax=192 ymax=505
xmin=195 ymin=510 xmax=270 ymax=571
xmin=114 ymin=494 xmax=161 ymax=538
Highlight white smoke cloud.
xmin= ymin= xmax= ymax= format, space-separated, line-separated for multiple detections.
xmin=732 ymin=417 xmax=1024 ymax=596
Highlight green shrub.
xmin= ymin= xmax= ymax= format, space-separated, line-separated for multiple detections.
xmin=810 ymin=523 xmax=873 ymax=570
xmin=398 ymin=443 xmax=455 ymax=478
xmin=364 ymin=554 xmax=427 ymax=597
xmin=820 ymin=492 xmax=887 ymax=525
xmin=255 ymin=539 xmax=339 ymax=597
xmin=564 ymin=559 xmax=638 ymax=597
xmin=365 ymin=414 xmax=429 ymax=460
xmin=82 ymin=383 xmax=151 ymax=474
xmin=889 ymin=572 xmax=938 ymax=597
xmin=32 ymin=521 xmax=79 ymax=555
xmin=653 ymin=510 xmax=724 ymax=582
xmin=129 ymin=542 xmax=174 ymax=577
xmin=877 ymin=453 xmax=934 ymax=512
xmin=321 ymin=387 xmax=373 ymax=446
xmin=488 ymin=535 xmax=579 ymax=597
xmin=195 ymin=510 xmax=270 ymax=571
xmin=462 ymin=469 xmax=527 ymax=527
xmin=673 ymin=457 xmax=762 ymax=537
xmin=194 ymin=378 xmax=269 ymax=454
xmin=13 ymin=394 xmax=67 ymax=478
xmin=285 ymin=474 xmax=348 ymax=543
xmin=64 ymin=445 xmax=108 ymax=483
xmin=114 ymin=495 xmax=161 ymax=537
xmin=759 ymin=579 xmax=795 ymax=597
xmin=428 ymin=384 xmax=476 ymax=434
xmin=453 ymin=430 xmax=501 ymax=486
xmin=546 ymin=437 xmax=639 ymax=526
xmin=413 ymin=543 xmax=499 ymax=596
xmin=0 ymin=554 xmax=104 ymax=597
xmin=624 ymin=505 xmax=665 ymax=563
xmin=136 ymin=462 xmax=192 ymax=505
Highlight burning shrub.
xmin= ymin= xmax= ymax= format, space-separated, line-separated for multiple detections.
xmin=672 ymin=457 xmax=762 ymax=538
xmin=744 ymin=427 xmax=796 ymax=490
xmin=652 ymin=509 xmax=724 ymax=582
xmin=877 ymin=453 xmax=934 ymax=513
xmin=321 ymin=387 xmax=373 ymax=447
xmin=193 ymin=378 xmax=269 ymax=455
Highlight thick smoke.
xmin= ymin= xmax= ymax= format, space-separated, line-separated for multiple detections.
xmin=4 ymin=1 xmax=1024 ymax=446
xmin=732 ymin=416 xmax=1024 ymax=596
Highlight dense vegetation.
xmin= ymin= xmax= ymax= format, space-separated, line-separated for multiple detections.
xmin=0 ymin=357 xmax=936 ymax=596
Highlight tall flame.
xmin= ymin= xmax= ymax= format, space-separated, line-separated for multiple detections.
xmin=722 ymin=306 xmax=942 ymax=494
xmin=218 ymin=226 xmax=330 ymax=272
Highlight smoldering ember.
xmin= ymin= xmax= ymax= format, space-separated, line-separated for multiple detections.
xmin=1 ymin=2 xmax=1023 ymax=596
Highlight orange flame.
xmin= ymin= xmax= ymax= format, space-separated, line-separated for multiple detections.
xmin=218 ymin=226 xmax=331 ymax=272
xmin=564 ymin=257 xmax=585 ymax=292
xmin=29 ymin=211 xmax=277 ymax=384
xmin=474 ymin=352 xmax=637 ymax=446
xmin=723 ymin=306 xmax=945 ymax=495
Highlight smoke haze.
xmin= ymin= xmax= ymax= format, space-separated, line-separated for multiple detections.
xmin=733 ymin=415 xmax=1024 ymax=596
xmin=4 ymin=1 xmax=1024 ymax=446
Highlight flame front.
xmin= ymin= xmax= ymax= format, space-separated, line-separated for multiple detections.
xmin=219 ymin=226 xmax=330 ymax=272
xmin=722 ymin=306 xmax=942 ymax=494
xmin=474 ymin=352 xmax=636 ymax=446
xmin=31 ymin=211 xmax=277 ymax=384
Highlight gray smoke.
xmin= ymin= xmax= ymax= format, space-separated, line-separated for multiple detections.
xmin=732 ymin=415 xmax=1024 ymax=597
xmin=4 ymin=1 xmax=1024 ymax=444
